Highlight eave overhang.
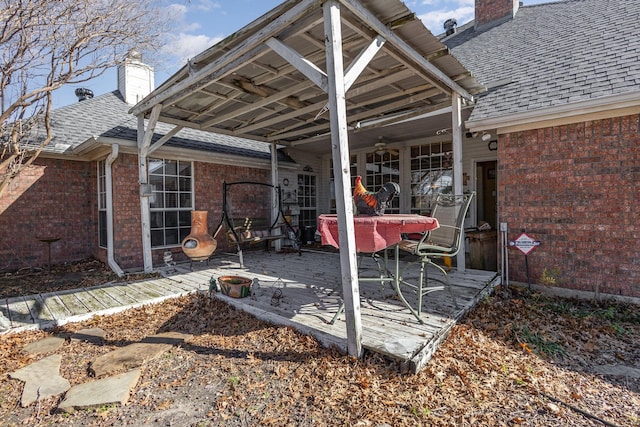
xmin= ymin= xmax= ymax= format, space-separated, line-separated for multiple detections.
xmin=466 ymin=91 xmax=640 ymax=134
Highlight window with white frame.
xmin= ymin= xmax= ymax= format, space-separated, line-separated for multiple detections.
xmin=148 ymin=159 xmax=194 ymax=248
xmin=297 ymin=174 xmax=316 ymax=228
xmin=409 ymin=142 xmax=453 ymax=215
xmin=364 ymin=150 xmax=400 ymax=213
xmin=97 ymin=160 xmax=107 ymax=248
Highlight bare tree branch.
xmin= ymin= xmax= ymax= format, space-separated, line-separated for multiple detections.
xmin=0 ymin=0 xmax=173 ymax=196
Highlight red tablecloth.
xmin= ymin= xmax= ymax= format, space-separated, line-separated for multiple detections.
xmin=317 ymin=214 xmax=439 ymax=253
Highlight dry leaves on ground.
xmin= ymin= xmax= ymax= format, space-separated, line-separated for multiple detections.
xmin=0 ymin=258 xmax=159 ymax=300
xmin=0 ymin=284 xmax=639 ymax=426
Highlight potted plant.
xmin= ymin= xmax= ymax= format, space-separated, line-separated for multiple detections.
xmin=217 ymin=275 xmax=253 ymax=298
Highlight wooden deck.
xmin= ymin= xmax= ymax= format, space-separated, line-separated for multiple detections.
xmin=1 ymin=250 xmax=499 ymax=373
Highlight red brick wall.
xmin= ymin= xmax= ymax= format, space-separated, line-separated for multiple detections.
xmin=1 ymin=154 xmax=272 ymax=273
xmin=106 ymin=156 xmax=272 ymax=269
xmin=475 ymin=0 xmax=517 ymax=27
xmin=498 ymin=115 xmax=640 ymax=297
xmin=0 ymin=158 xmax=96 ymax=271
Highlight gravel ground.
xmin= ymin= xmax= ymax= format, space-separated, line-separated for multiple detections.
xmin=0 ymin=260 xmax=638 ymax=426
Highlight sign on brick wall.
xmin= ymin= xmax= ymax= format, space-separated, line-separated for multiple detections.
xmin=510 ymin=232 xmax=540 ymax=256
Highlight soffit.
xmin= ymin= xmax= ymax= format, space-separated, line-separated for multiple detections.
xmin=131 ymin=0 xmax=484 ymax=148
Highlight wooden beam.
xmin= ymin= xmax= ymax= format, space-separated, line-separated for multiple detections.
xmin=324 ymin=0 xmax=363 ymax=358
xmin=226 ymin=75 xmax=310 ymax=110
xmin=148 ymin=125 xmax=183 ymax=155
xmin=340 ymin=14 xmax=445 ymax=96
xmin=199 ymin=80 xmax=311 ymax=129
xmin=234 ymin=102 xmax=325 ymax=133
xmin=130 ymin=0 xmax=320 ymax=116
xmin=185 ymin=88 xmax=243 ymax=122
xmin=140 ymin=104 xmax=162 ymax=154
xmin=339 ymin=0 xmax=474 ymax=101
xmin=137 ymin=104 xmax=162 ymax=273
xmin=313 ymin=34 xmax=386 ymax=118
xmin=344 ymin=35 xmax=385 ymax=89
xmin=235 ymin=100 xmax=328 ymax=135
xmin=265 ymin=37 xmax=328 ymax=91
xmin=268 ymin=87 xmax=440 ymax=141
xmin=352 ymin=99 xmax=451 ymax=132
xmin=252 ymin=19 xmax=347 ymax=86
xmin=236 ymin=68 xmax=417 ymax=136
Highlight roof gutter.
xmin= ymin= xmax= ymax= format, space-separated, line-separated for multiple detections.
xmin=466 ymin=91 xmax=640 ymax=133
xmin=91 ymin=136 xmax=295 ymax=169
xmin=105 ymin=144 xmax=124 ymax=277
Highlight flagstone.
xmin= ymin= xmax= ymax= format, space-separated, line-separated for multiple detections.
xmin=593 ymin=364 xmax=640 ymax=379
xmin=90 ymin=331 xmax=192 ymax=377
xmin=58 ymin=369 xmax=141 ymax=413
xmin=9 ymin=354 xmax=70 ymax=407
xmin=70 ymin=327 xmax=106 ymax=343
xmin=23 ymin=336 xmax=65 ymax=354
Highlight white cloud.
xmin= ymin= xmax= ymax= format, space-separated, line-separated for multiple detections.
xmin=162 ymin=33 xmax=224 ymax=66
xmin=165 ymin=3 xmax=201 ymax=32
xmin=193 ymin=0 xmax=221 ymax=12
xmin=166 ymin=3 xmax=187 ymax=19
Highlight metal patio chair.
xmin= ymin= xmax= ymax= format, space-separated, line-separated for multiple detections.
xmin=398 ymin=192 xmax=475 ymax=317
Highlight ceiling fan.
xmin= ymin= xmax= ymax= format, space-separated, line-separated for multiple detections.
xmin=373 ymin=137 xmax=399 ymax=156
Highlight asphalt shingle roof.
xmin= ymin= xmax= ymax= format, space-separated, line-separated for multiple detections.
xmin=443 ymin=0 xmax=640 ymax=123
xmin=44 ymin=90 xmax=292 ymax=163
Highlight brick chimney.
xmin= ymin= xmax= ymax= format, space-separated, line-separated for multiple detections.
xmin=117 ymin=50 xmax=154 ymax=105
xmin=475 ymin=0 xmax=520 ymax=29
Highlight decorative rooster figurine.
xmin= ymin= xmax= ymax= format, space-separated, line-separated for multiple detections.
xmin=353 ymin=175 xmax=400 ymax=216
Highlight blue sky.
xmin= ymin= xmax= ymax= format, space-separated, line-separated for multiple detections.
xmin=52 ymin=0 xmax=556 ymax=108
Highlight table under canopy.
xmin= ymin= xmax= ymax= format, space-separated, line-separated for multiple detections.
xmin=317 ymin=214 xmax=439 ymax=253
xmin=317 ymin=214 xmax=440 ymax=324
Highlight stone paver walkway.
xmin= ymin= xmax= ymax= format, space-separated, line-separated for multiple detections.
xmin=8 ymin=329 xmax=192 ymax=411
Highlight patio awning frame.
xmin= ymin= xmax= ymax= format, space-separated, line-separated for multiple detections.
xmin=131 ymin=0 xmax=483 ymax=358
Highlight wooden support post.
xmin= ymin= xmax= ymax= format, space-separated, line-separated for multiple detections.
xmin=451 ymin=93 xmax=466 ymax=272
xmin=271 ymin=141 xmax=281 ymax=252
xmin=137 ymin=104 xmax=162 ymax=273
xmin=324 ymin=0 xmax=363 ymax=358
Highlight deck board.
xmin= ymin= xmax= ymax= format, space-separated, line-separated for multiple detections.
xmin=54 ymin=291 xmax=92 ymax=316
xmin=24 ymin=295 xmax=55 ymax=322
xmin=106 ymin=283 xmax=155 ymax=303
xmin=93 ymin=284 xmax=141 ymax=306
xmin=5 ymin=297 xmax=34 ymax=326
xmin=195 ymin=250 xmax=499 ymax=372
xmin=39 ymin=293 xmax=74 ymax=319
xmin=72 ymin=290 xmax=110 ymax=312
xmin=1 ymin=250 xmax=499 ymax=372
